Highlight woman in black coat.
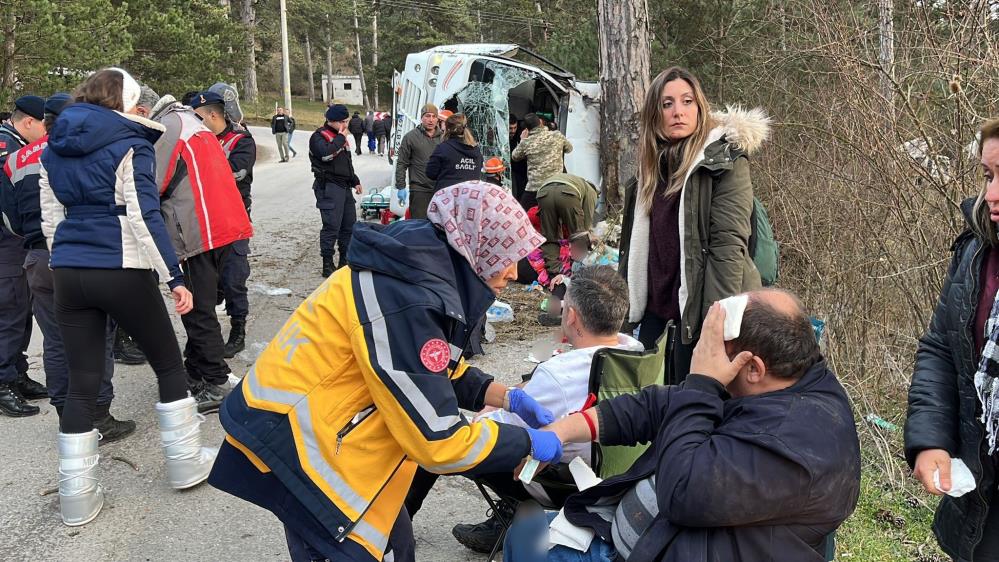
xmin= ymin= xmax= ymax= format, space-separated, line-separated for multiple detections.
xmin=425 ymin=113 xmax=483 ymax=191
xmin=906 ymin=118 xmax=999 ymax=561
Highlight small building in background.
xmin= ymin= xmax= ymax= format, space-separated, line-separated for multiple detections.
xmin=322 ymin=74 xmax=363 ymax=106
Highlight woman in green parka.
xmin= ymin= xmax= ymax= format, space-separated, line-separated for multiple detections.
xmin=619 ymin=66 xmax=770 ymax=380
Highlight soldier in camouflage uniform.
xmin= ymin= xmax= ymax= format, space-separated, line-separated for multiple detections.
xmin=510 ymin=112 xmax=573 ymax=209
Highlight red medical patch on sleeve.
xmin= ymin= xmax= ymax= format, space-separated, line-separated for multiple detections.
xmin=420 ymin=339 xmax=451 ymax=373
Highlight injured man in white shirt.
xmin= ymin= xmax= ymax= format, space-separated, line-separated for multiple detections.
xmin=401 ymin=265 xmax=643 ymax=554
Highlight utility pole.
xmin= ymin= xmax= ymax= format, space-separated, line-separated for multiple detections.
xmin=279 ymin=0 xmax=292 ymax=111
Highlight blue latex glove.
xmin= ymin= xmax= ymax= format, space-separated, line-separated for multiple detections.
xmin=397 ymin=188 xmax=408 ymax=205
xmin=525 ymin=428 xmax=563 ymax=463
xmin=508 ymin=388 xmax=555 ymax=428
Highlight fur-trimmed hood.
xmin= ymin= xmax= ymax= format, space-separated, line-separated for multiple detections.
xmin=707 ymin=105 xmax=771 ymax=155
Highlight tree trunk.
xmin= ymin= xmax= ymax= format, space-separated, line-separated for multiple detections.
xmin=1 ymin=6 xmax=16 ymax=101
xmin=241 ymin=0 xmax=257 ymax=102
xmin=305 ymin=34 xmax=315 ymax=102
xmin=878 ymin=0 xmax=895 ymax=120
xmin=597 ymin=0 xmax=650 ymax=215
xmin=325 ymin=15 xmax=335 ymax=103
xmin=352 ymin=0 xmax=371 ymax=109
xmin=372 ymin=2 xmax=379 ymax=109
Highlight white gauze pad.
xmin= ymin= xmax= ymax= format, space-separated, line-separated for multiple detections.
xmin=718 ymin=294 xmax=749 ymax=341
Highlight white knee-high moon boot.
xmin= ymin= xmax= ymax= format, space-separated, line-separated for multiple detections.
xmin=156 ymin=396 xmax=218 ymax=489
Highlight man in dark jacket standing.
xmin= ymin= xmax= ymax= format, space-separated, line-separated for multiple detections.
xmin=309 ymin=104 xmax=362 ymax=277
xmin=271 ymin=107 xmax=291 ymax=162
xmin=0 ymin=95 xmax=48 ymax=417
xmin=373 ymin=113 xmax=387 ymax=156
xmin=394 ymin=104 xmax=443 ymax=219
xmin=511 ymin=289 xmax=861 ymax=562
xmin=348 ymin=111 xmax=364 ymax=155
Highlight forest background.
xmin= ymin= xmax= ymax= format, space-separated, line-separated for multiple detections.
xmin=7 ymin=1 xmax=999 ymax=559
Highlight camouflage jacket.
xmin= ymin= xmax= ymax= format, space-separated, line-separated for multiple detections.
xmin=510 ymin=127 xmax=573 ymax=192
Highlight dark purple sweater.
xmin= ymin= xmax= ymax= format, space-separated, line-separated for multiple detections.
xmin=647 ymin=181 xmax=683 ymax=323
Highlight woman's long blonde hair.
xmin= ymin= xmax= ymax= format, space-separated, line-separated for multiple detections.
xmin=444 ymin=113 xmax=477 ymax=146
xmin=636 ymin=67 xmax=714 ymax=211
xmin=973 ymin=118 xmax=999 ymax=246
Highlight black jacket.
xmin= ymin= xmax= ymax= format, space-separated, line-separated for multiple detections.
xmin=270 ymin=114 xmax=289 ymax=134
xmin=309 ymin=125 xmax=359 ymax=209
xmin=0 ymin=122 xmax=29 ymax=275
xmin=218 ymin=124 xmax=256 ymax=212
xmin=565 ymin=361 xmax=860 ymax=562
xmin=425 ymin=139 xmax=483 ymax=191
xmin=348 ymin=116 xmax=364 ymax=136
xmin=905 ymin=197 xmax=994 ymax=561
xmin=373 ymin=118 xmax=387 ymax=137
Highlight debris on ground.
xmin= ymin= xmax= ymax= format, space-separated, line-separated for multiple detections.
xmin=248 ymin=283 xmax=292 ymax=296
xmin=486 ymin=300 xmax=514 ymax=323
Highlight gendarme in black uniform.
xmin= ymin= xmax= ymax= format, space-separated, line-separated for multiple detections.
xmin=309 ymin=104 xmax=360 ymax=276
xmin=0 ymin=95 xmax=49 ymax=417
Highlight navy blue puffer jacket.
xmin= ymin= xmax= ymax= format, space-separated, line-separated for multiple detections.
xmin=40 ymin=103 xmax=184 ymax=288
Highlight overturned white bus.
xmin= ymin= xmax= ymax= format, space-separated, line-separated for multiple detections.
xmin=389 ymin=43 xmax=601 ymax=191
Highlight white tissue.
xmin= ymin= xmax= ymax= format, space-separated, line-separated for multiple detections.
xmin=568 ymin=456 xmax=601 ymax=491
xmin=548 ymin=457 xmax=603 ymax=552
xmin=548 ymin=509 xmax=595 ymax=552
xmin=934 ymin=458 xmax=976 ymax=498
xmin=718 ymin=294 xmax=749 ymax=341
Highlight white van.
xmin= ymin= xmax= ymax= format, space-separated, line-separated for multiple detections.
xmin=389 ymin=44 xmax=602 ymax=190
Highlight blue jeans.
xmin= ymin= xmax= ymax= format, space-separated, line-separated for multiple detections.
xmin=503 ymin=511 xmax=617 ymax=562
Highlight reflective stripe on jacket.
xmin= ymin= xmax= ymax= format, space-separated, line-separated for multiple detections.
xmin=152 ymin=103 xmax=252 ymax=260
xmin=3 ymin=135 xmax=48 ymax=249
xmin=210 ymin=220 xmax=530 ymax=560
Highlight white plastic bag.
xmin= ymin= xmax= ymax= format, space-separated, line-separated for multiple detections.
xmin=486 ymin=300 xmax=514 ymax=323
xmin=389 ymin=187 xmax=409 ymax=218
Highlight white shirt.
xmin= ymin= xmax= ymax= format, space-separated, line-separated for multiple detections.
xmin=482 ymin=333 xmax=644 ymax=466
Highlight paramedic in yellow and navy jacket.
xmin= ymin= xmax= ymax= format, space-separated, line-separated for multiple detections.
xmin=208 ymin=181 xmax=564 ymax=562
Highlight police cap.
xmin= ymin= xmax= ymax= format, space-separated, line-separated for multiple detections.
xmin=45 ymin=93 xmax=72 ymax=116
xmin=14 ymin=95 xmax=45 ymax=120
xmin=189 ymin=91 xmax=225 ymax=110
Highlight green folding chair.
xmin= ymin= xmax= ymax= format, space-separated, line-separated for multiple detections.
xmin=587 ymin=323 xmax=671 ymax=478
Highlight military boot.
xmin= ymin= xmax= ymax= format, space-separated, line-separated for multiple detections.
xmin=113 ymin=327 xmax=146 ymax=365
xmin=156 ymin=396 xmax=218 ymax=489
xmin=0 ymin=382 xmax=39 ymax=417
xmin=321 ymin=255 xmax=334 ymax=277
xmin=452 ymin=501 xmax=517 ymax=554
xmin=223 ymin=318 xmax=246 ymax=359
xmin=93 ymin=403 xmax=136 ymax=445
xmin=15 ymin=373 xmax=48 ymax=400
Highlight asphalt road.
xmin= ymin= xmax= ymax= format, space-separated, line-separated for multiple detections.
xmin=0 ymin=127 xmax=529 ymax=561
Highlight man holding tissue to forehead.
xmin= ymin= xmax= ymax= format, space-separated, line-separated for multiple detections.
xmin=505 ymin=288 xmax=862 ymax=562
